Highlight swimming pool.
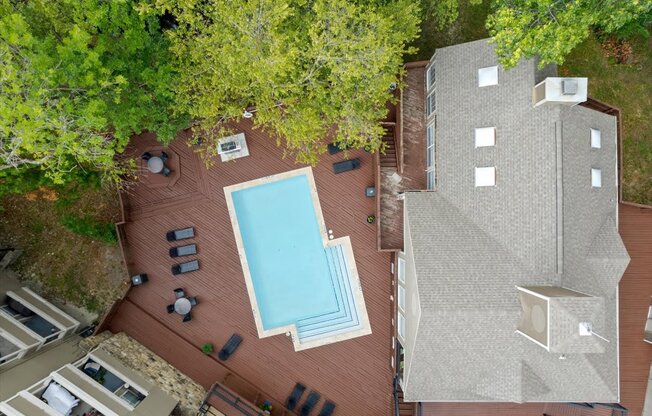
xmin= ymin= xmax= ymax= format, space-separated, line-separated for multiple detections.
xmin=224 ymin=168 xmax=371 ymax=350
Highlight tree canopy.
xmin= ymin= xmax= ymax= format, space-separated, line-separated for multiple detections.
xmin=0 ymin=0 xmax=187 ymax=185
xmin=141 ymin=0 xmax=420 ymax=164
xmin=487 ymin=0 xmax=652 ymax=68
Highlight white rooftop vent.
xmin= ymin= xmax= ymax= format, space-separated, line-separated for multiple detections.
xmin=475 ymin=127 xmax=496 ymax=147
xmin=475 ymin=166 xmax=496 ymax=187
xmin=478 ymin=66 xmax=498 ymax=87
xmin=591 ymin=128 xmax=601 ymax=149
xmin=579 ymin=322 xmax=593 ymax=336
xmin=591 ymin=168 xmax=602 ymax=188
xmin=533 ymin=77 xmax=588 ymax=107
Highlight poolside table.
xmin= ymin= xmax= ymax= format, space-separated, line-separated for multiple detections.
xmin=174 ymin=298 xmax=192 ymax=315
xmin=147 ymin=156 xmax=164 ymax=173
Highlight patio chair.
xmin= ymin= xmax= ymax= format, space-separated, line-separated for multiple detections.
xmin=188 ymin=296 xmax=198 ymax=306
xmin=162 ymin=166 xmax=171 ymax=177
xmin=171 ymin=260 xmax=200 ymax=275
xmin=286 ymin=383 xmax=306 ymax=411
xmin=169 ymin=244 xmax=197 ymax=258
xmin=218 ymin=334 xmax=242 ymax=361
xmin=161 ymin=151 xmax=169 ymax=161
xmin=317 ymin=400 xmax=335 ymax=416
xmin=332 ymin=158 xmax=361 ymax=174
xmin=174 ymin=288 xmax=185 ymax=298
xmin=166 ymin=227 xmax=194 ymax=242
xmin=166 ymin=304 xmax=175 ymax=314
xmin=299 ymin=391 xmax=321 ymax=416
xmin=141 ymin=152 xmax=152 ymax=161
xmin=182 ymin=312 xmax=192 ymax=322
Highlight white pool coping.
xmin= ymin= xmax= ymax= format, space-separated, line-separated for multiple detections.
xmin=223 ymin=167 xmax=372 ymax=351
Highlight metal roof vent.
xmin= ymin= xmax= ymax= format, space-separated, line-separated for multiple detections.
xmin=562 ymin=79 xmax=578 ymax=95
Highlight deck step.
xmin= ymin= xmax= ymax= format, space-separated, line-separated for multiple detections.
xmin=380 ymin=129 xmax=398 ymax=169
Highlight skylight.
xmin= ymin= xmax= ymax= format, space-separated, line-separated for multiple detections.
xmin=591 ymin=128 xmax=601 ymax=149
xmin=475 ymin=127 xmax=496 ymax=147
xmin=475 ymin=167 xmax=496 ymax=187
xmin=591 ymin=168 xmax=602 ymax=188
xmin=478 ymin=66 xmax=498 ymax=87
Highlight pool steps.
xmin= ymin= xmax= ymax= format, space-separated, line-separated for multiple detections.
xmin=296 ymin=245 xmax=362 ymax=342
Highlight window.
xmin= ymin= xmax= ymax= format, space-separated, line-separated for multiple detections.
xmin=397 ymin=311 xmax=406 ymax=340
xmin=475 ymin=127 xmax=496 ymax=147
xmin=426 ymin=124 xmax=435 ymax=189
xmin=398 ymin=285 xmax=406 ymax=312
xmin=478 ymin=66 xmax=498 ymax=87
xmin=426 ymin=90 xmax=436 ymax=116
xmin=427 ymin=64 xmax=436 ymax=90
xmin=475 ymin=167 xmax=496 ymax=187
xmin=397 ymin=257 xmax=406 ymax=284
xmin=591 ymin=168 xmax=602 ymax=188
xmin=591 ymin=128 xmax=601 ymax=149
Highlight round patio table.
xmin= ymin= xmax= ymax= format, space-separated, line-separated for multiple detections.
xmin=147 ymin=156 xmax=164 ymax=173
xmin=174 ymin=298 xmax=192 ymax=315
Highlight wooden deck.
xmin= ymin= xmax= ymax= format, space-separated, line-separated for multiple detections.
xmin=379 ymin=63 xmax=428 ymax=251
xmin=108 ymin=124 xmax=393 ymax=416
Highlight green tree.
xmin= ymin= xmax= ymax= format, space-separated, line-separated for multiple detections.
xmin=487 ymin=0 xmax=652 ymax=69
xmin=421 ymin=0 xmax=483 ymax=31
xmin=0 ymin=0 xmax=187 ymax=186
xmin=141 ymin=0 xmax=420 ymax=164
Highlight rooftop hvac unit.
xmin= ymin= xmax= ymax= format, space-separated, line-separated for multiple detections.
xmin=533 ymin=77 xmax=588 ymax=107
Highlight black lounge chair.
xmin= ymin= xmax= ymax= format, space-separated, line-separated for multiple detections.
xmin=317 ymin=401 xmax=335 ymax=416
xmin=166 ymin=227 xmax=194 ymax=242
xmin=141 ymin=152 xmax=152 ymax=161
xmin=182 ymin=312 xmax=192 ymax=322
xmin=218 ymin=334 xmax=242 ymax=361
xmin=171 ymin=260 xmax=199 ymax=275
xmin=169 ymin=244 xmax=197 ymax=258
xmin=333 ymin=158 xmax=361 ymax=174
xmin=299 ymin=391 xmax=321 ymax=416
xmin=166 ymin=304 xmax=175 ymax=314
xmin=188 ymin=296 xmax=198 ymax=306
xmin=285 ymin=383 xmax=306 ymax=411
xmin=174 ymin=288 xmax=185 ymax=298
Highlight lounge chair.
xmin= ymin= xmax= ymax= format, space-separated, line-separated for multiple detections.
xmin=218 ymin=334 xmax=242 ymax=361
xmin=188 ymin=296 xmax=198 ymax=306
xmin=285 ymin=383 xmax=306 ymax=411
xmin=171 ymin=260 xmax=199 ymax=275
xmin=332 ymin=158 xmax=361 ymax=174
xmin=182 ymin=312 xmax=192 ymax=322
xmin=317 ymin=401 xmax=335 ymax=416
xmin=166 ymin=227 xmax=194 ymax=242
xmin=166 ymin=304 xmax=175 ymax=314
xmin=174 ymin=288 xmax=185 ymax=298
xmin=169 ymin=244 xmax=197 ymax=258
xmin=299 ymin=391 xmax=321 ymax=416
xmin=141 ymin=152 xmax=152 ymax=161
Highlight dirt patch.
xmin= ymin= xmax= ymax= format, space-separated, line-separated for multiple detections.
xmin=0 ymin=183 xmax=126 ymax=313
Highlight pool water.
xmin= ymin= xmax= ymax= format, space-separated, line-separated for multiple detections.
xmin=230 ymin=174 xmax=339 ymax=330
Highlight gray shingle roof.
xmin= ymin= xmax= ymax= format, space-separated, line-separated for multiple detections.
xmin=402 ymin=39 xmax=629 ymax=403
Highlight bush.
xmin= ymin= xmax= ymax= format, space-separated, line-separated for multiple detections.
xmin=201 ymin=343 xmax=214 ymax=355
